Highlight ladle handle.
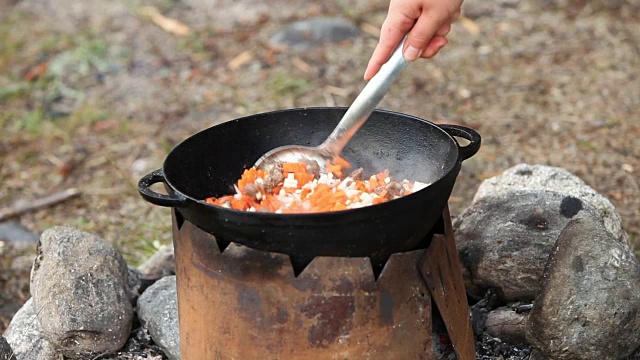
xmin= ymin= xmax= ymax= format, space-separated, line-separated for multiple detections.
xmin=319 ymin=37 xmax=409 ymax=156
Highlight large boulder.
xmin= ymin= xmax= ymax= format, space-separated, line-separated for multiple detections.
xmin=473 ymin=163 xmax=628 ymax=244
xmin=455 ymin=164 xmax=630 ymax=302
xmin=454 ymin=190 xmax=595 ymax=301
xmin=526 ymin=212 xmax=640 ymax=359
xmin=30 ymin=226 xmax=133 ymax=358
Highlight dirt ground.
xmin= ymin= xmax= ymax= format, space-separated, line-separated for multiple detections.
xmin=1 ymin=0 xmax=639 ymax=335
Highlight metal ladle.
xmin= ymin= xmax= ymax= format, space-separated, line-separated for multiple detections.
xmin=254 ymin=37 xmax=409 ymax=172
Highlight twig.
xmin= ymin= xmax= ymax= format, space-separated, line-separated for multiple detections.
xmin=0 ymin=188 xmax=81 ymax=222
xmin=323 ymin=92 xmax=336 ymax=107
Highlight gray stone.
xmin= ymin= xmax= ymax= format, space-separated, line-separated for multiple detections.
xmin=485 ymin=307 xmax=528 ymax=345
xmin=137 ymin=275 xmax=180 ymax=360
xmin=269 ymin=17 xmax=361 ymax=50
xmin=3 ymin=299 xmax=58 ymax=360
xmin=0 ymin=221 xmax=39 ymax=244
xmin=138 ymin=244 xmax=175 ymax=280
xmin=30 ymin=226 xmax=133 ymax=358
xmin=461 ymin=0 xmax=519 ymax=19
xmin=0 ymin=336 xmax=13 ymax=360
xmin=473 ymin=163 xmax=628 ymax=244
xmin=526 ymin=212 xmax=640 ymax=360
xmin=126 ymin=266 xmax=143 ymax=303
xmin=454 ymin=189 xmax=597 ymax=301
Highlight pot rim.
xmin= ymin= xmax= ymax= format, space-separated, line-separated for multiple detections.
xmin=156 ymin=107 xmax=474 ymax=217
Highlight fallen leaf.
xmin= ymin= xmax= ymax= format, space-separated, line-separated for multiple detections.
xmin=433 ymin=119 xmax=463 ymax=126
xmin=56 ymin=161 xmax=75 ymax=178
xmin=325 ymin=85 xmax=349 ymax=97
xmin=139 ymin=6 xmax=191 ymax=36
xmin=228 ymin=51 xmax=254 ymax=70
xmin=477 ymin=171 xmax=502 ymax=180
xmin=292 ymin=57 xmax=313 ymax=74
xmin=23 ymin=62 xmax=48 ymax=81
xmin=457 ymin=16 xmax=480 ymax=35
xmin=92 ymin=119 xmax=119 ymax=133
xmin=360 ymin=22 xmax=380 ymax=37
xmin=264 ymin=48 xmax=277 ymax=66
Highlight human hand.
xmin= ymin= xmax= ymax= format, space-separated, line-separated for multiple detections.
xmin=364 ymin=0 xmax=463 ymax=80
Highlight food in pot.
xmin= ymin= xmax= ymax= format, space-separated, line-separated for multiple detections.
xmin=204 ymin=157 xmax=429 ymax=214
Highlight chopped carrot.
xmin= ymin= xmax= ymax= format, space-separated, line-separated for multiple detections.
xmin=204 ymin=158 xmax=419 ymax=213
xmin=332 ymin=156 xmax=350 ymax=169
xmin=294 ymin=172 xmax=314 ymax=187
xmin=376 ymin=169 xmax=389 ymax=182
xmin=283 ymin=162 xmax=307 ymax=173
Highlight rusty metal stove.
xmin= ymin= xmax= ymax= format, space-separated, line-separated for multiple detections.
xmin=171 ymin=206 xmax=475 ymax=359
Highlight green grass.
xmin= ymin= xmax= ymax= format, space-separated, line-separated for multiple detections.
xmin=269 ymin=73 xmax=311 ymax=98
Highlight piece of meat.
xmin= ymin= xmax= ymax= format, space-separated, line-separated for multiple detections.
xmin=264 ymin=162 xmax=284 ymax=191
xmin=374 ymin=180 xmax=404 ymax=199
xmin=243 ymin=183 xmax=262 ymax=197
xmin=384 ymin=181 xmax=404 ymax=199
xmin=304 ymin=160 xmax=320 ymax=179
xmin=349 ymin=167 xmax=364 ymax=181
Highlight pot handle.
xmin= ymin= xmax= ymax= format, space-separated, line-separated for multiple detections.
xmin=138 ymin=169 xmax=187 ymax=208
xmin=440 ymin=124 xmax=481 ymax=161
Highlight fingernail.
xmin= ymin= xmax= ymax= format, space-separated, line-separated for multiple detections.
xmin=404 ymin=46 xmax=422 ymax=61
xmin=363 ymin=67 xmax=371 ymax=80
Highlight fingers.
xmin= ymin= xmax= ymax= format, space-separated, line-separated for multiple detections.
xmin=364 ymin=0 xmax=463 ymax=80
xmin=402 ymin=11 xmax=448 ymax=62
xmin=364 ymin=10 xmax=417 ymax=80
xmin=418 ymin=22 xmax=451 ymax=59
xmin=435 ymin=22 xmax=451 ymax=37
xmin=422 ymin=36 xmax=448 ymax=58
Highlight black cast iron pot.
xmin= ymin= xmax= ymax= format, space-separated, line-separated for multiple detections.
xmin=138 ymin=107 xmax=480 ymax=273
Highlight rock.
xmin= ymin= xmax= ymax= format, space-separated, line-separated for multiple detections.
xmin=137 ymin=275 xmax=180 ymax=360
xmin=269 ymin=17 xmax=361 ymax=50
xmin=95 ymin=327 xmax=170 ymax=360
xmin=526 ymin=212 xmax=640 ymax=359
xmin=534 ymin=0 xmax=631 ymax=11
xmin=30 ymin=226 xmax=133 ymax=358
xmin=485 ymin=307 xmax=528 ymax=345
xmin=454 ymin=189 xmax=597 ymax=301
xmin=0 ymin=221 xmax=39 ymax=253
xmin=0 ymin=336 xmax=12 ymax=360
xmin=126 ymin=266 xmax=143 ymax=303
xmin=529 ymin=348 xmax=548 ymax=360
xmin=138 ymin=245 xmax=176 ymax=280
xmin=3 ymin=298 xmax=58 ymax=360
xmin=461 ymin=0 xmax=519 ymax=19
xmin=0 ymin=221 xmax=39 ymax=244
xmin=473 ymin=164 xmax=628 ymax=244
